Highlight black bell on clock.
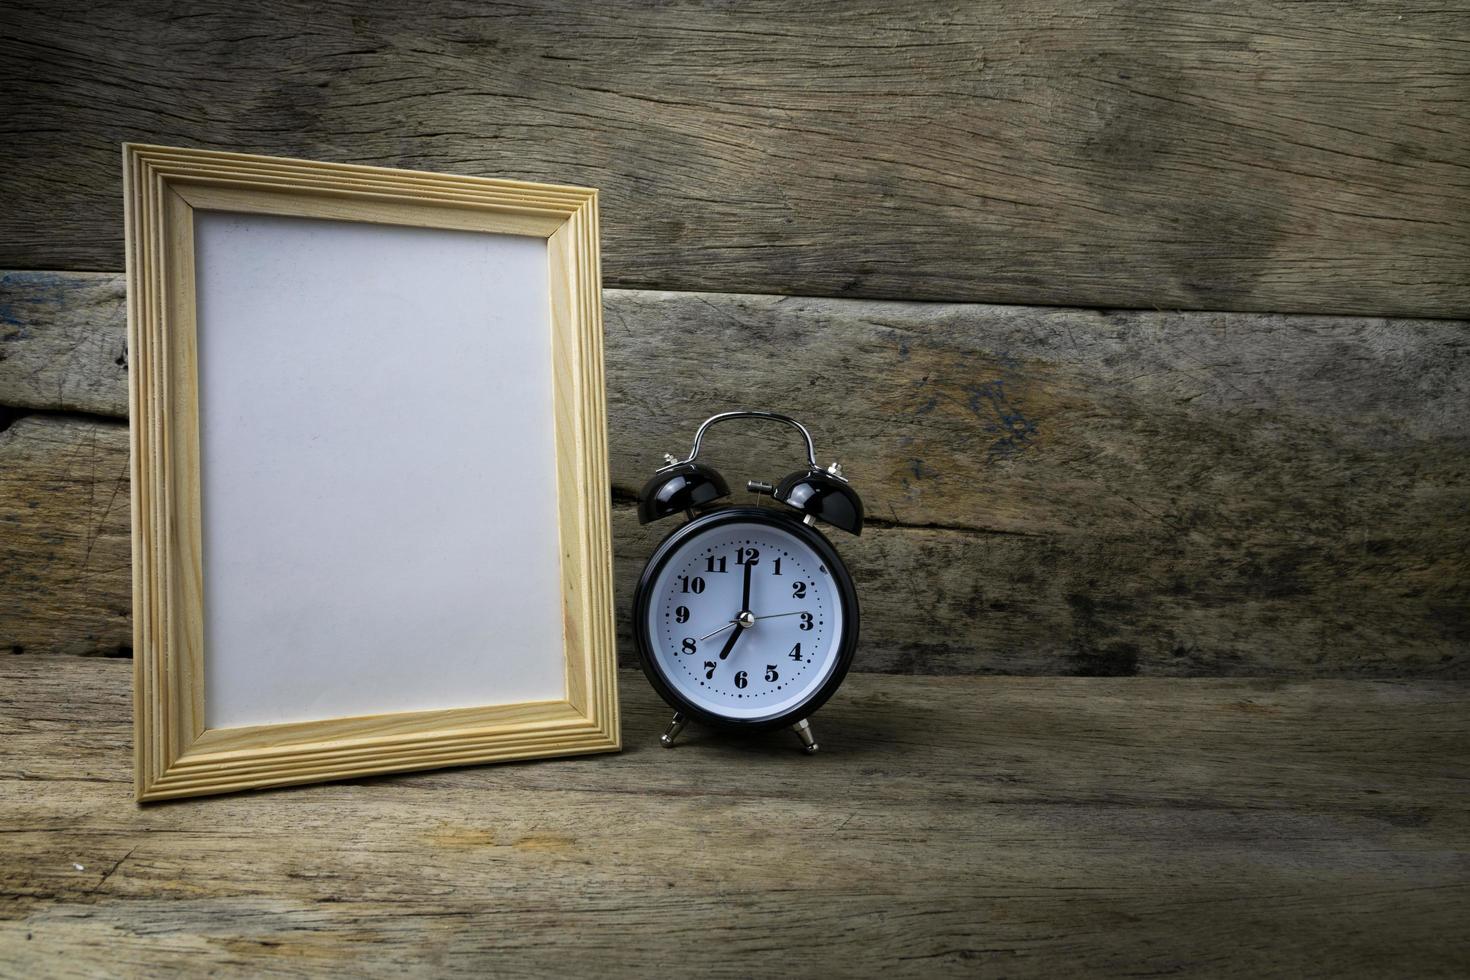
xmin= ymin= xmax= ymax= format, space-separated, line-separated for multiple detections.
xmin=769 ymin=466 xmax=864 ymax=535
xmin=631 ymin=411 xmax=863 ymax=755
xmin=637 ymin=462 xmax=730 ymax=524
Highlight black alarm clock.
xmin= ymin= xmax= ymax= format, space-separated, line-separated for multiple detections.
xmin=633 ymin=411 xmax=863 ymax=754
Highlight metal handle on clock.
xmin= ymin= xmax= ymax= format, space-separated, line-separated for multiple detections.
xmin=660 ymin=411 xmax=819 ymax=471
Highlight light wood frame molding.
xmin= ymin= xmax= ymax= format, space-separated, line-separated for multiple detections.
xmin=123 ymin=144 xmax=618 ymax=802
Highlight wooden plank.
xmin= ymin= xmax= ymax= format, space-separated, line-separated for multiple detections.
xmin=9 ymin=274 xmax=1470 ymax=530
xmin=0 ymin=272 xmax=128 ymax=418
xmin=1 ymin=2 xmax=1467 ymax=316
xmin=3 ymin=274 xmax=1468 ymax=673
xmin=2 ymin=656 xmax=1467 ymax=976
xmin=0 ymin=416 xmax=131 ymax=658
xmin=3 ymin=413 xmax=1466 ymax=676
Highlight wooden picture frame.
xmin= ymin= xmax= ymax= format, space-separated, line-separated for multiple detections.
xmin=124 ymin=144 xmax=618 ymax=802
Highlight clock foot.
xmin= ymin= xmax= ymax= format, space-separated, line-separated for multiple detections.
xmin=792 ymin=718 xmax=819 ymax=754
xmin=660 ymin=712 xmax=687 ymax=748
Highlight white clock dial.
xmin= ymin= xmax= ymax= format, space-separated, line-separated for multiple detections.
xmin=645 ymin=519 xmax=845 ymax=722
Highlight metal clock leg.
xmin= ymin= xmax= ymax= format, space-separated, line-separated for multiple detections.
xmin=792 ymin=718 xmax=819 ymax=754
xmin=660 ymin=712 xmax=687 ymax=748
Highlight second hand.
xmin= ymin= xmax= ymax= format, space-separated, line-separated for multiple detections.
xmin=696 ymin=620 xmax=738 ymax=642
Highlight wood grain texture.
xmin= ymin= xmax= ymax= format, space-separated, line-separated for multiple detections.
xmin=3 ymin=273 xmax=1467 ymax=675
xmin=0 ymin=415 xmax=131 ymax=658
xmin=0 ymin=272 xmax=128 ymax=418
xmin=2 ymin=1 xmax=1468 ymax=316
xmin=2 ymin=655 xmax=1468 ymax=976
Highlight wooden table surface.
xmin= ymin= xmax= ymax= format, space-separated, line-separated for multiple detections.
xmin=3 ymin=656 xmax=1467 ymax=977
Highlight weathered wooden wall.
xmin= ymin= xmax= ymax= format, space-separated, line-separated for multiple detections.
xmin=4 ymin=273 xmax=1467 ymax=675
xmin=1 ymin=2 xmax=1467 ymax=676
xmin=1 ymin=1 xmax=1467 ymax=317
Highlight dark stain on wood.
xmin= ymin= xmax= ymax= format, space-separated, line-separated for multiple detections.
xmin=1066 ymin=593 xmax=1142 ymax=677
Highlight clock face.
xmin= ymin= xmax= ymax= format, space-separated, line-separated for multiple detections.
xmin=642 ymin=515 xmax=849 ymax=723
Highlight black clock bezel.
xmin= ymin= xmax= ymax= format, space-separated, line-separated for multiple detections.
xmin=633 ymin=506 xmax=860 ymax=733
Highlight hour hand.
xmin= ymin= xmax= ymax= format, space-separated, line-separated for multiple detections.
xmin=717 ymin=625 xmax=743 ymax=660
